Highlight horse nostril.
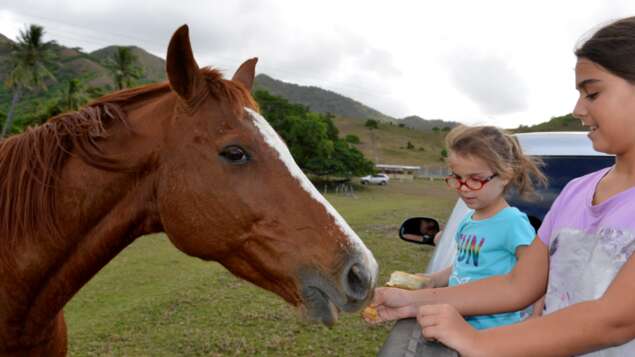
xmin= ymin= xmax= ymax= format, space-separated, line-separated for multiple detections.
xmin=345 ymin=263 xmax=372 ymax=301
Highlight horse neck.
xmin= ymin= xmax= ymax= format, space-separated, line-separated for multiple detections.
xmin=3 ymin=107 xmax=165 ymax=340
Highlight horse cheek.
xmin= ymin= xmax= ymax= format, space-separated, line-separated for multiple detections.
xmin=155 ymin=174 xmax=199 ymax=253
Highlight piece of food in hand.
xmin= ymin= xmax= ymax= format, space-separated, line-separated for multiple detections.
xmin=385 ymin=271 xmax=433 ymax=290
xmin=362 ymin=305 xmax=379 ymax=322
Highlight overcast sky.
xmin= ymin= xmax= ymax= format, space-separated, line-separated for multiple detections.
xmin=1 ymin=1 xmax=634 ymax=128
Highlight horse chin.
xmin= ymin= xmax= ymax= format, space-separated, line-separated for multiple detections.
xmin=302 ymin=286 xmax=340 ymax=327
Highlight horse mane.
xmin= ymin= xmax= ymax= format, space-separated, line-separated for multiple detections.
xmin=0 ymin=67 xmax=258 ymax=242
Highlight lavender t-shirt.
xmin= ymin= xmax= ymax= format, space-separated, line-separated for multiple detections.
xmin=538 ymin=167 xmax=635 ymax=356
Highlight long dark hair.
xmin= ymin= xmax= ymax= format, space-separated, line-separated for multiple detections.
xmin=575 ymin=16 xmax=635 ymax=83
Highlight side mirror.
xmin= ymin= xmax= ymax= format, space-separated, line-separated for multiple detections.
xmin=399 ymin=217 xmax=440 ymax=246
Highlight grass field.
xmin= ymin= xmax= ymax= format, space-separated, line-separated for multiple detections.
xmin=65 ymin=180 xmax=457 ymax=356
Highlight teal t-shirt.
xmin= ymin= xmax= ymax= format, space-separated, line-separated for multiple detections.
xmin=448 ymin=206 xmax=535 ymax=330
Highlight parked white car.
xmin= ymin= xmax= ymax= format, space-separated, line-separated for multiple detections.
xmin=360 ymin=173 xmax=389 ymax=185
xmin=379 ymin=132 xmax=615 ymax=357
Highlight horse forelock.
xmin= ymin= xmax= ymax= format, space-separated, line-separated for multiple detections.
xmin=0 ymin=68 xmax=259 ymax=243
xmin=200 ymin=67 xmax=259 ymax=115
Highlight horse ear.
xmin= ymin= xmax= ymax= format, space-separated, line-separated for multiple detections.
xmin=166 ymin=24 xmax=201 ymax=100
xmin=232 ymin=58 xmax=258 ymax=91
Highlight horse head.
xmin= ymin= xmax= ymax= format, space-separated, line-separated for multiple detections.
xmin=155 ymin=25 xmax=377 ymax=325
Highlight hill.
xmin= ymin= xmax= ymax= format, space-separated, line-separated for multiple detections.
xmin=251 ymin=74 xmax=451 ymax=167
xmin=89 ymin=46 xmax=166 ymax=83
xmin=400 ymin=115 xmax=459 ymax=131
xmin=333 ymin=116 xmax=448 ymax=168
xmin=0 ymin=35 xmax=14 ymax=80
xmin=0 ymin=34 xmax=11 ymax=53
xmin=252 ymin=74 xmax=460 ymax=133
xmin=514 ymin=113 xmax=586 ymax=133
xmin=0 ymin=35 xmax=168 ymax=130
xmin=254 ymin=74 xmax=395 ymax=123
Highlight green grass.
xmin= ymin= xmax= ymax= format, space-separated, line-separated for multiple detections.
xmin=65 ymin=180 xmax=457 ymax=356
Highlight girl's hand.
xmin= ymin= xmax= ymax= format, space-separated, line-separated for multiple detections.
xmin=362 ymin=287 xmax=418 ymax=323
xmin=414 ymin=273 xmax=436 ymax=288
xmin=434 ymin=229 xmax=444 ymax=245
xmin=416 ymin=304 xmax=481 ymax=354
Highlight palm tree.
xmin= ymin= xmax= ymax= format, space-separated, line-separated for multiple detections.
xmin=105 ymin=47 xmax=143 ymax=90
xmin=1 ymin=24 xmax=57 ymax=137
xmin=58 ymin=78 xmax=89 ymax=112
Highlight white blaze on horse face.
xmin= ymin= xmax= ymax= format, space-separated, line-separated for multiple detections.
xmin=246 ymin=108 xmax=378 ymax=277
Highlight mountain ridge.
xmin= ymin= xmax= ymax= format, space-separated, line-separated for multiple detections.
xmin=254 ymin=73 xmax=396 ymax=123
xmin=0 ymin=30 xmax=581 ymax=137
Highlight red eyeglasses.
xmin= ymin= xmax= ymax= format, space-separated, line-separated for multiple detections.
xmin=445 ymin=173 xmax=497 ymax=191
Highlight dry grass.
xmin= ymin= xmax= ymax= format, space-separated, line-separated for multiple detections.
xmin=334 ymin=116 xmax=448 ymax=167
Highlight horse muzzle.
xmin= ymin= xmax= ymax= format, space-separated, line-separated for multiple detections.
xmin=299 ymin=256 xmax=377 ymax=327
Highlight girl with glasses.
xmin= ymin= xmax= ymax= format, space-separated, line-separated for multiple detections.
xmin=444 ymin=126 xmax=547 ymax=328
xmin=369 ymin=125 xmax=546 ymax=330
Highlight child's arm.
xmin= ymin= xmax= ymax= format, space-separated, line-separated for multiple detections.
xmin=413 ymin=237 xmax=548 ymax=315
xmin=369 ymin=237 xmax=548 ymax=321
xmin=418 ymin=249 xmax=635 ymax=357
xmin=515 ymin=240 xmax=544 ymax=319
xmin=529 ymin=295 xmax=545 ymax=318
xmin=423 ymin=266 xmax=451 ymax=288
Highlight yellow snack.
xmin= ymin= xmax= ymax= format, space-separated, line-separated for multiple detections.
xmin=362 ymin=306 xmax=379 ymax=322
xmin=385 ymin=271 xmax=433 ymax=290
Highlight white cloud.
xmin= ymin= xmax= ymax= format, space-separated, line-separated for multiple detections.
xmin=447 ymin=52 xmax=529 ymax=115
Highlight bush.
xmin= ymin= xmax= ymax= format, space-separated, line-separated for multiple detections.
xmin=345 ymin=134 xmax=361 ymax=144
xmin=365 ymin=119 xmax=379 ymax=129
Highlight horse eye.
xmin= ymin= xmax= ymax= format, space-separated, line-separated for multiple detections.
xmin=220 ymin=145 xmax=249 ymax=164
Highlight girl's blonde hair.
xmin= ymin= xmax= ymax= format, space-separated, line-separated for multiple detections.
xmin=445 ymin=125 xmax=547 ymax=199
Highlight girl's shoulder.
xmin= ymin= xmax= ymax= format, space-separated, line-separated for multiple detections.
xmin=491 ymin=206 xmax=528 ymax=222
xmin=497 ymin=207 xmax=534 ymax=231
xmin=556 ymin=166 xmax=612 ymax=202
xmin=463 ymin=207 xmax=528 ymax=226
xmin=501 ymin=206 xmax=527 ymax=217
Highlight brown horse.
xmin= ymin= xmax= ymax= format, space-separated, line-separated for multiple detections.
xmin=0 ymin=25 xmax=378 ymax=356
